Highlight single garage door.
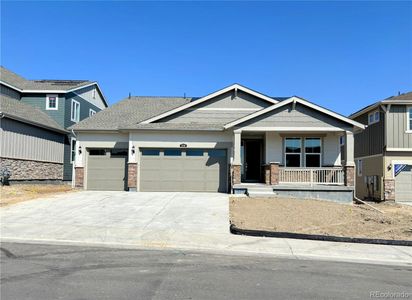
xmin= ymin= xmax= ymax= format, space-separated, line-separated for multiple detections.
xmin=87 ymin=149 xmax=128 ymax=191
xmin=140 ymin=148 xmax=227 ymax=192
xmin=395 ymin=165 xmax=412 ymax=202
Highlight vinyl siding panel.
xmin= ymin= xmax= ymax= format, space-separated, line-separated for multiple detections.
xmin=64 ymin=92 xmax=103 ymax=128
xmin=1 ymin=84 xmax=21 ymax=100
xmin=238 ymin=103 xmax=352 ymax=129
xmin=20 ymin=93 xmax=66 ymax=128
xmin=353 ymin=110 xmax=384 ymax=158
xmin=73 ymin=85 xmax=106 ymax=110
xmin=387 ymin=105 xmax=412 ymax=149
xmin=0 ymin=118 xmax=64 ymax=163
xmin=160 ymin=90 xmax=271 ymax=125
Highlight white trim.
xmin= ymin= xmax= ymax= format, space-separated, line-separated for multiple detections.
xmin=354 ymin=153 xmax=383 ymax=160
xmin=89 ymin=108 xmax=96 ymax=117
xmin=239 ymin=126 xmax=346 ymax=132
xmin=46 ymin=94 xmax=58 ymax=110
xmin=390 ymin=159 xmax=412 ymax=178
xmin=224 ymin=97 xmax=365 ymax=130
xmin=186 ymin=107 xmax=261 ymax=111
xmin=71 ymin=99 xmax=80 ymax=122
xmin=284 ymin=137 xmax=302 ymax=167
xmin=70 ymin=137 xmax=76 ymax=164
xmin=407 ymin=106 xmax=412 ymax=132
xmin=356 ymin=159 xmax=363 ymax=176
xmin=368 ymin=110 xmax=380 ymax=125
xmin=386 ymin=148 xmax=412 ymax=152
xmin=0 ymin=81 xmax=23 ymax=92
xmin=140 ymin=84 xmax=279 ymax=124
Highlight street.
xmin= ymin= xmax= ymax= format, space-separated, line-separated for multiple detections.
xmin=1 ymin=242 xmax=411 ymax=300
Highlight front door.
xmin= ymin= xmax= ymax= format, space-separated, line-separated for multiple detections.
xmin=243 ymin=140 xmax=262 ymax=182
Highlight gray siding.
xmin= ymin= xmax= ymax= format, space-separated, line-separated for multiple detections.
xmin=386 ymin=105 xmax=412 ymax=149
xmin=74 ymin=85 xmax=106 ymax=110
xmin=353 ymin=109 xmax=384 ymax=158
xmin=0 ymin=118 xmax=64 ymax=163
xmin=0 ymin=84 xmax=21 ymax=100
xmin=20 ymin=93 xmax=66 ymax=128
xmin=238 ymin=103 xmax=352 ymax=129
xmin=160 ymin=90 xmax=271 ymax=125
xmin=64 ymin=92 xmax=102 ymax=128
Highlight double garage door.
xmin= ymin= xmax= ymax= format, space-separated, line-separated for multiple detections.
xmin=86 ymin=148 xmax=228 ymax=192
xmin=140 ymin=148 xmax=228 ymax=192
xmin=395 ymin=165 xmax=412 ymax=202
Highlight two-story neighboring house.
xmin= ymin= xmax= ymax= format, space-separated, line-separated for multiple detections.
xmin=0 ymin=66 xmax=108 ymax=182
xmin=350 ymin=92 xmax=412 ymax=202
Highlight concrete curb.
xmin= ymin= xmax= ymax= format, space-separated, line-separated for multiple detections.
xmin=230 ymin=225 xmax=412 ymax=247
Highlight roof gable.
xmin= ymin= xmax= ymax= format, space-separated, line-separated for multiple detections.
xmin=140 ymin=84 xmax=279 ymax=124
xmin=224 ymin=97 xmax=365 ymax=130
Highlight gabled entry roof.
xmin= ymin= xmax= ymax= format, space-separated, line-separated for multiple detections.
xmin=140 ymin=83 xmax=279 ymax=124
xmin=223 ymin=96 xmax=366 ymax=130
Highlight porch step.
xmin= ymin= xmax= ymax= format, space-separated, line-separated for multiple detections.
xmin=246 ymin=187 xmax=275 ymax=197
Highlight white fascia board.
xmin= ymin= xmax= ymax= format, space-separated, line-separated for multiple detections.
xmin=386 ymin=148 xmax=412 ymax=152
xmin=140 ymin=84 xmax=279 ymax=124
xmin=350 ymin=100 xmax=412 ymax=119
xmin=224 ymin=96 xmax=365 ymax=130
xmin=0 ymin=81 xmax=23 ymax=92
xmin=239 ymin=126 xmax=346 ymax=132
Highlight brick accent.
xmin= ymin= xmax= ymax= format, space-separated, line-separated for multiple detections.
xmin=74 ymin=167 xmax=84 ymax=188
xmin=344 ymin=165 xmax=355 ymax=187
xmin=127 ymin=163 xmax=137 ymax=189
xmin=383 ymin=179 xmax=395 ymax=201
xmin=0 ymin=157 xmax=63 ymax=180
xmin=232 ymin=165 xmax=241 ymax=185
xmin=269 ymin=162 xmax=279 ymax=185
xmin=264 ymin=165 xmax=271 ymax=185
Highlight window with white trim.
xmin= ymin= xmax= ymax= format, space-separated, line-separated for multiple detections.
xmin=407 ymin=107 xmax=412 ymax=132
xmin=304 ymin=138 xmax=321 ymax=167
xmin=357 ymin=159 xmax=363 ymax=176
xmin=285 ymin=138 xmax=302 ymax=167
xmin=89 ymin=109 xmax=96 ymax=117
xmin=46 ymin=94 xmax=58 ymax=110
xmin=368 ymin=110 xmax=380 ymax=125
xmin=71 ymin=99 xmax=80 ymax=122
xmin=70 ymin=138 xmax=76 ymax=163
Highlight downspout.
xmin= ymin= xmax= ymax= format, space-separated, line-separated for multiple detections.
xmin=71 ymin=129 xmax=77 ymax=188
xmin=381 ymin=104 xmax=390 ymax=200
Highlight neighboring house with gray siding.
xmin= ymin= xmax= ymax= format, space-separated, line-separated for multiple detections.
xmin=70 ymin=84 xmax=364 ymax=203
xmin=350 ymin=91 xmax=412 ymax=202
xmin=0 ymin=66 xmax=108 ymax=182
xmin=0 ymin=95 xmax=67 ymax=181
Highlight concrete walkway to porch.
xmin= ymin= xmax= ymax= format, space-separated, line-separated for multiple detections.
xmin=1 ymin=191 xmax=411 ymax=266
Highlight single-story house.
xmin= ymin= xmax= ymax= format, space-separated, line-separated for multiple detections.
xmin=71 ymin=84 xmax=365 ymax=202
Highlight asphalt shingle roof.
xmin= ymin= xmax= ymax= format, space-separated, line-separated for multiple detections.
xmin=0 ymin=95 xmax=67 ymax=133
xmin=69 ymin=96 xmax=193 ymax=130
xmin=385 ymin=91 xmax=412 ymax=101
xmin=1 ymin=66 xmax=93 ymax=91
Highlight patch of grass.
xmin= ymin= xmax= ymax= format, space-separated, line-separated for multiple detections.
xmin=0 ymin=184 xmax=75 ymax=207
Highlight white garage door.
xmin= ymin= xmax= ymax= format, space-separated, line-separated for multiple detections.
xmin=395 ymin=165 xmax=412 ymax=202
xmin=140 ymin=148 xmax=228 ymax=192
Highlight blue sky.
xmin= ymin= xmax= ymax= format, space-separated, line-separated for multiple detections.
xmin=1 ymin=1 xmax=411 ymax=115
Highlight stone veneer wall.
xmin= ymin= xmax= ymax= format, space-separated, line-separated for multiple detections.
xmin=0 ymin=157 xmax=63 ymax=180
xmin=74 ymin=167 xmax=84 ymax=188
xmin=127 ymin=163 xmax=137 ymax=190
xmin=383 ymin=179 xmax=395 ymax=201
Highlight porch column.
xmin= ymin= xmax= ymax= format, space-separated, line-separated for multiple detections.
xmin=344 ymin=131 xmax=355 ymax=187
xmin=127 ymin=140 xmax=137 ymax=191
xmin=232 ymin=130 xmax=242 ymax=185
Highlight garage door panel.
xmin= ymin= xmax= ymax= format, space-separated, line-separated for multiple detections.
xmin=395 ymin=165 xmax=412 ymax=202
xmin=140 ymin=149 xmax=227 ymax=192
xmin=87 ymin=155 xmax=127 ymax=191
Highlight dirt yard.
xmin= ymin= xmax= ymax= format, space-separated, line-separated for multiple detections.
xmin=0 ymin=184 xmax=75 ymax=207
xmin=230 ymin=196 xmax=412 ymax=241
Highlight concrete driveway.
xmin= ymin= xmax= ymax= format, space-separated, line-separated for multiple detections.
xmin=1 ymin=191 xmax=412 ymax=266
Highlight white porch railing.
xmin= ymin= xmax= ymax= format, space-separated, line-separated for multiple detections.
xmin=279 ymin=167 xmax=345 ymax=185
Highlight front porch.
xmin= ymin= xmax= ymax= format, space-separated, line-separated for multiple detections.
xmin=230 ymin=128 xmax=356 ymax=202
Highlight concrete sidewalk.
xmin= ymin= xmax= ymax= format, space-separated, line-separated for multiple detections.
xmin=1 ymin=191 xmax=411 ymax=266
